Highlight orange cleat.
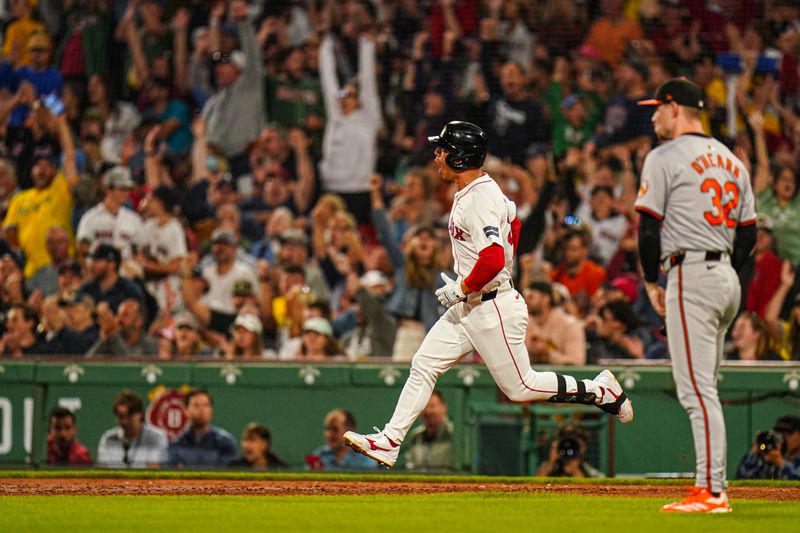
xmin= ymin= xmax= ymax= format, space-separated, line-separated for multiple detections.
xmin=661 ymin=487 xmax=732 ymax=513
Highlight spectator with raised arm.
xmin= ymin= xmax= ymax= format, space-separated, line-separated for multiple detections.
xmin=318 ymin=31 xmax=381 ymax=224
xmin=478 ymin=21 xmax=549 ymax=166
xmin=7 ymin=32 xmax=62 ymax=128
xmin=764 ymin=261 xmax=800 ymax=361
xmin=202 ymin=0 xmax=264 ymax=175
xmin=2 ymin=110 xmax=77 ymax=280
xmin=750 ymin=110 xmax=800 ymax=265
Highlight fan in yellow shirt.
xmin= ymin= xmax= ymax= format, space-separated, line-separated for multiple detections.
xmin=2 ymin=112 xmax=78 ymax=279
xmin=2 ymin=157 xmax=74 ymax=278
xmin=1 ymin=0 xmax=46 ymax=67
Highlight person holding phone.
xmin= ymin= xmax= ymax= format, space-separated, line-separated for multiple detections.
xmin=8 ymin=32 xmax=62 ymax=128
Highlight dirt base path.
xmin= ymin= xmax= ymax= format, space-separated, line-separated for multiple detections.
xmin=1 ymin=478 xmax=797 ymax=500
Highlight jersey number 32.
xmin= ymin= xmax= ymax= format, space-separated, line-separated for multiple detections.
xmin=701 ymin=179 xmax=739 ymax=228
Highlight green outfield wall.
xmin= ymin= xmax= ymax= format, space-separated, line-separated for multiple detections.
xmin=1 ymin=360 xmax=799 ymax=477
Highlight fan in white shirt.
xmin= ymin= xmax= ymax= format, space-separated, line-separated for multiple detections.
xmin=76 ymin=166 xmax=143 ymax=259
xmin=137 ymin=186 xmax=187 ymax=311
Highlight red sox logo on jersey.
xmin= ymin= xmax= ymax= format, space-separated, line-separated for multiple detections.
xmin=449 ymin=219 xmax=466 ymax=241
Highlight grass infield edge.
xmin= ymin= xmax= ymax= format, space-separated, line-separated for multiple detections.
xmin=0 ymin=469 xmax=797 ymax=488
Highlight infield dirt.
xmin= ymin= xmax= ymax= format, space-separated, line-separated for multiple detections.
xmin=1 ymin=478 xmax=798 ymax=500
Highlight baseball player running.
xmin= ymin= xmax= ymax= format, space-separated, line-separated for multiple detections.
xmin=636 ymin=79 xmax=756 ymax=513
xmin=344 ymin=121 xmax=633 ymax=468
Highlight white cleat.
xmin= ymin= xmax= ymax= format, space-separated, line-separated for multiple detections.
xmin=343 ymin=427 xmax=400 ymax=468
xmin=594 ymin=369 xmax=634 ymax=424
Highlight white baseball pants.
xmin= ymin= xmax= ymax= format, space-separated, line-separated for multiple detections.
xmin=383 ymin=288 xmax=596 ymax=443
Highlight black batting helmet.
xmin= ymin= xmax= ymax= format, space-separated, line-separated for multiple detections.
xmin=427 ymin=121 xmax=488 ymax=171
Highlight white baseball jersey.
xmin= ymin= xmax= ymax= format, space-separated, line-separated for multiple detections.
xmin=76 ymin=203 xmax=143 ymax=258
xmin=635 ymin=133 xmax=757 ymax=258
xmin=201 ymin=260 xmax=259 ymax=314
xmin=140 ymin=218 xmax=188 ymax=310
xmin=448 ymin=174 xmax=515 ymax=291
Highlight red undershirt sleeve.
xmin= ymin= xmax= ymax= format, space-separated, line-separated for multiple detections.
xmin=464 ymin=243 xmax=505 ymax=293
xmin=510 ymin=216 xmax=521 ymax=254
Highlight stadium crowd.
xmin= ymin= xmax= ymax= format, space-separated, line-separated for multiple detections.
xmin=0 ymin=0 xmax=798 ymax=364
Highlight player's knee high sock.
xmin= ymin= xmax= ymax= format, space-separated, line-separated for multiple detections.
xmin=383 ymin=357 xmax=441 ymax=443
xmin=546 ymin=373 xmax=599 ymax=405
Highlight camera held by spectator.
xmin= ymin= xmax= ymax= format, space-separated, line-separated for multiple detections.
xmin=535 ymin=422 xmax=602 ymax=478
xmin=736 ymin=414 xmax=800 ymax=480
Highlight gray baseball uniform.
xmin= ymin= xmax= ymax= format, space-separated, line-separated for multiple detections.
xmin=636 ymin=133 xmax=756 ymax=493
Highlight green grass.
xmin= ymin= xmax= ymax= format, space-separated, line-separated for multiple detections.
xmin=1 ymin=493 xmax=798 ymax=533
xmin=1 ymin=469 xmax=798 ymax=487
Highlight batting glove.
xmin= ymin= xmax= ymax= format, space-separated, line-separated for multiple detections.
xmin=435 ymin=273 xmax=466 ymax=308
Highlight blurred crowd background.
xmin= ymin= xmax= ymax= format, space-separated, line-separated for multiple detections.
xmin=0 ymin=0 xmax=799 ymax=365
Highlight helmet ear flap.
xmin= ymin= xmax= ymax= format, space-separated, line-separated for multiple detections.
xmin=445 ymin=153 xmax=464 ymax=171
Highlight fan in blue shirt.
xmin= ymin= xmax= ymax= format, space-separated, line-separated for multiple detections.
xmin=9 ymin=32 xmax=63 ymax=127
xmin=167 ymin=390 xmax=237 ymax=468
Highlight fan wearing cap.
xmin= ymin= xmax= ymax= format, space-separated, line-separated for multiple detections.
xmin=635 ymin=78 xmax=757 ymax=513
xmin=79 ymin=243 xmax=145 ymax=313
xmin=49 ymin=293 xmax=100 ymax=356
xmin=737 ymin=414 xmax=800 ymax=481
xmin=274 ymin=228 xmax=331 ymax=303
xmin=201 ymin=0 xmax=264 ymax=167
xmin=76 ymin=166 xmax=143 ymax=260
xmin=137 ymin=185 xmax=187 ymax=310
xmin=223 ymin=312 xmax=268 ymax=360
xmin=198 ymin=229 xmax=258 ymax=315
xmin=7 ymin=31 xmax=62 ymax=129
xmin=181 ymin=236 xmax=260 ymax=336
xmin=317 ymin=29 xmax=380 ymax=224
xmin=1 ymin=0 xmax=46 ymax=67
xmin=2 ymin=105 xmax=79 ymax=279
xmin=340 ymin=270 xmax=395 ymax=360
xmin=297 ymin=317 xmax=342 ymax=360
xmin=157 ymin=312 xmax=206 ymax=359
xmin=551 ymin=93 xmax=597 ymax=158
xmin=524 ymin=281 xmax=586 ymax=366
